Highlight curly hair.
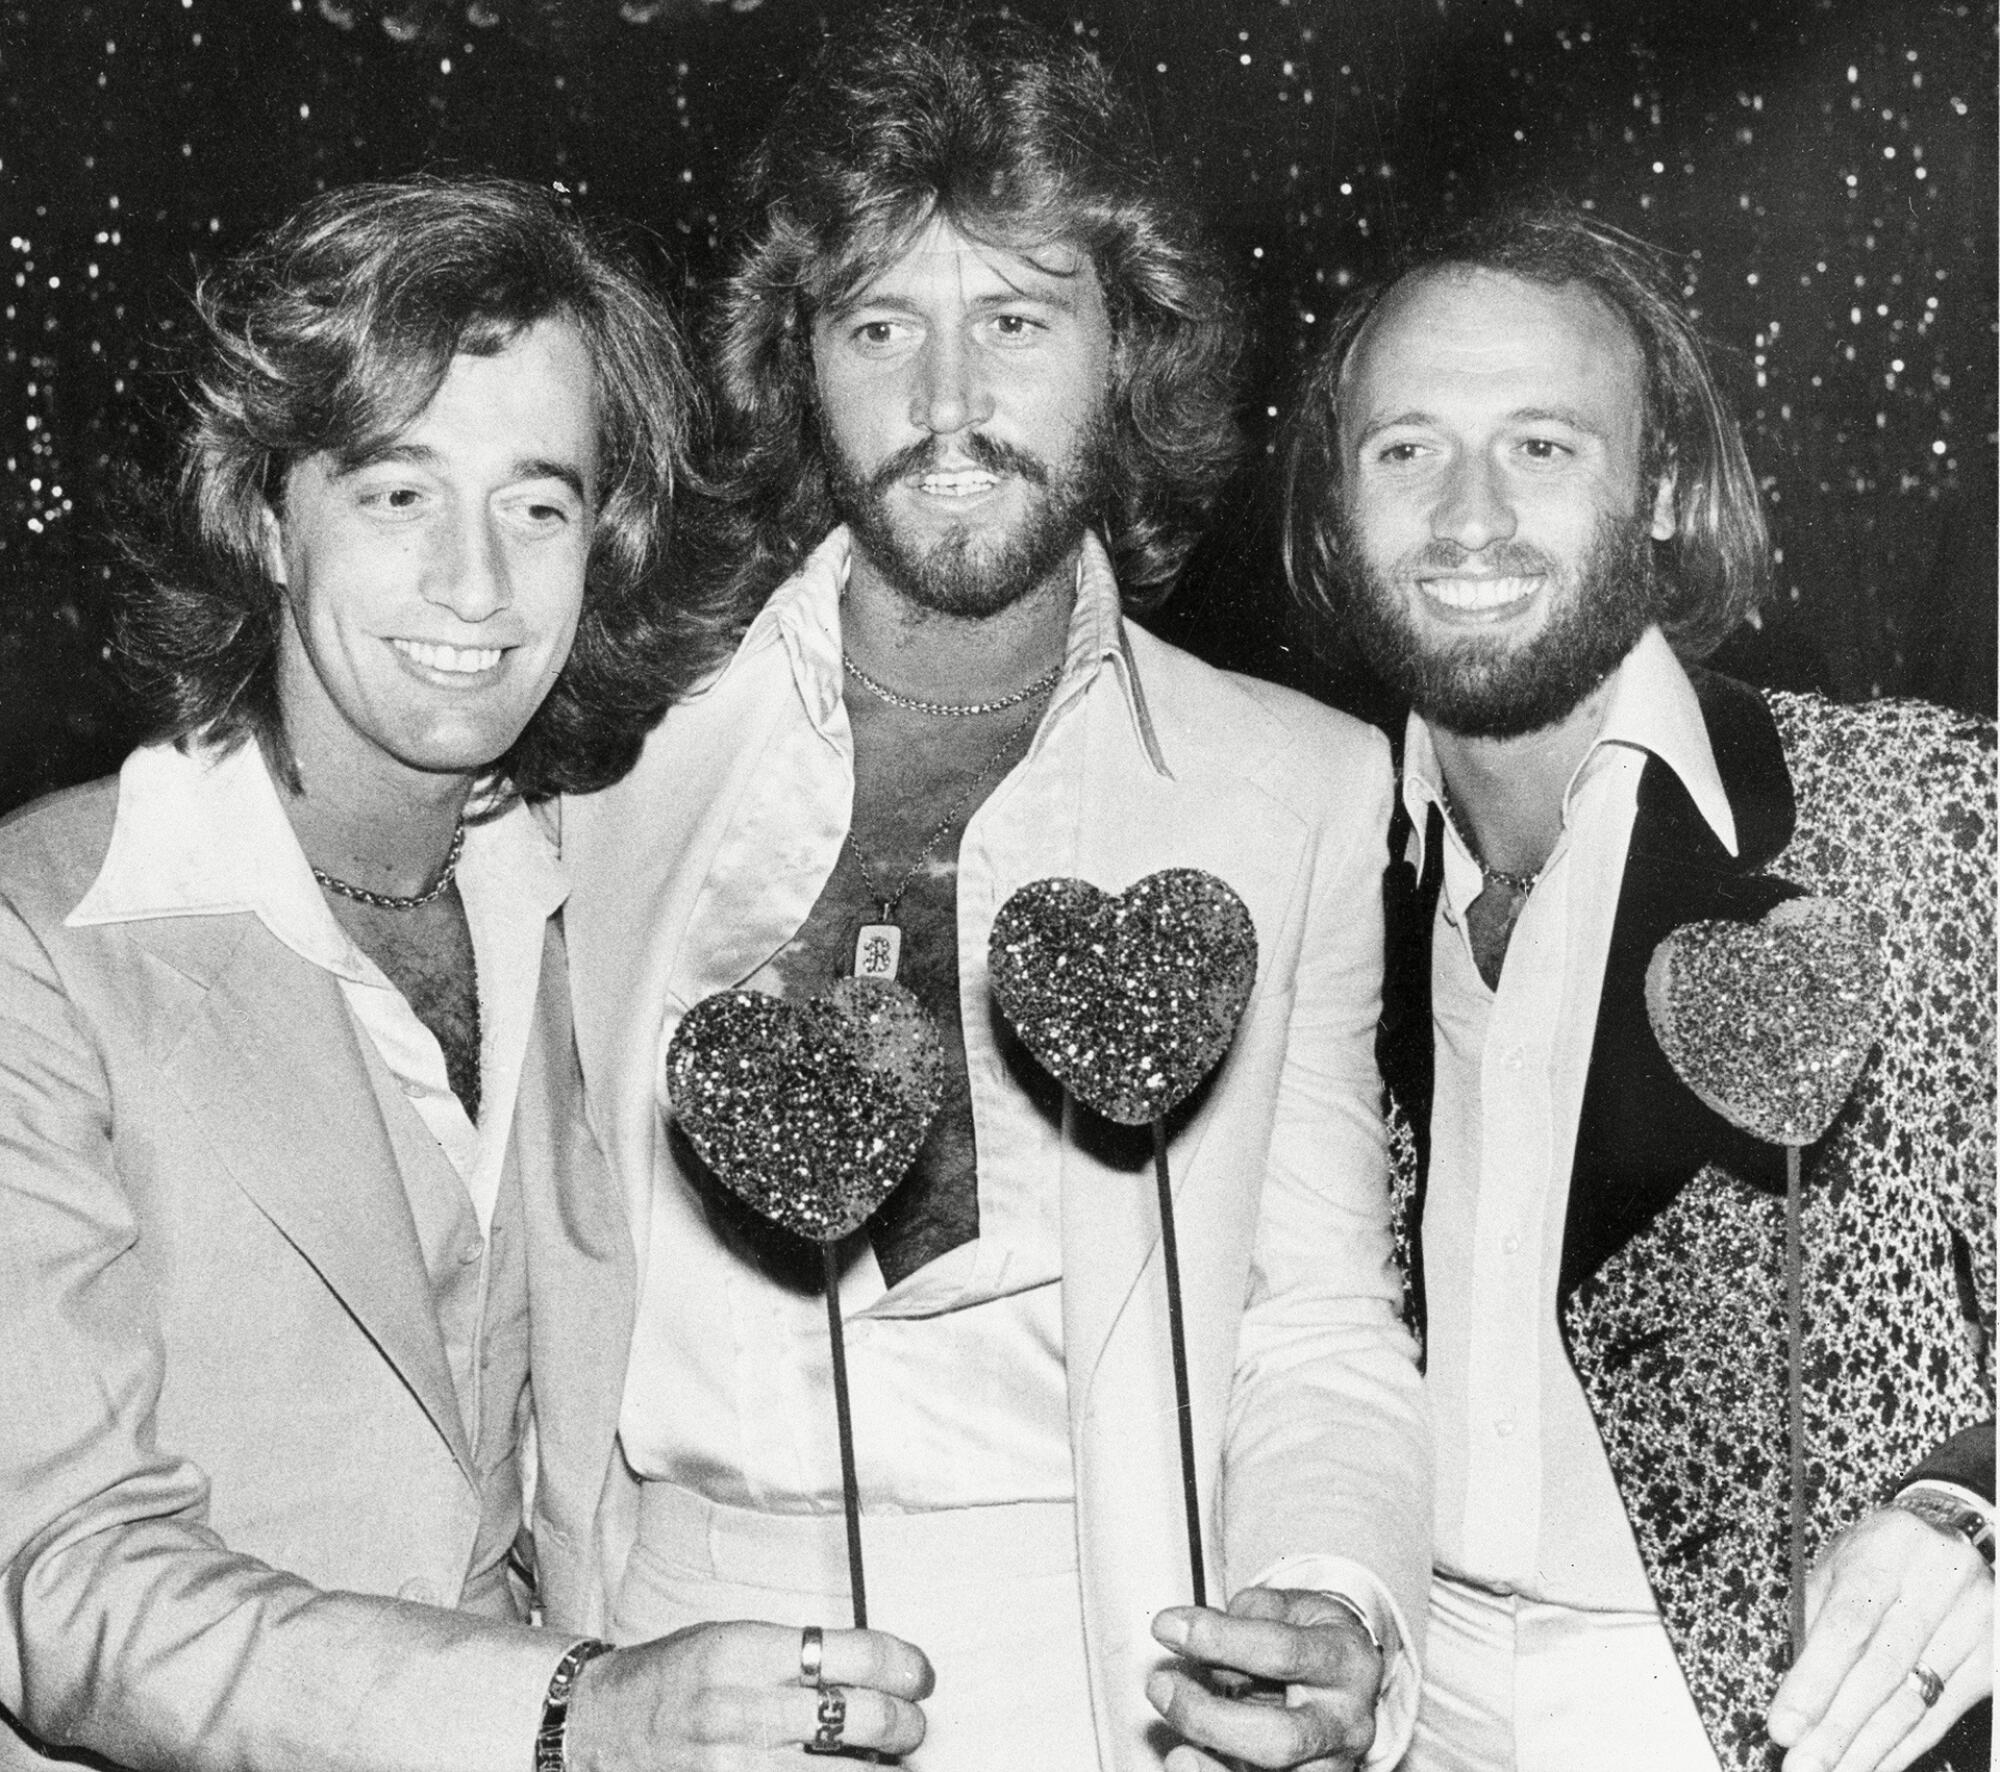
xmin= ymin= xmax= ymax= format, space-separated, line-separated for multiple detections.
xmin=1283 ymin=199 xmax=1768 ymax=663
xmin=673 ymin=3 xmax=1243 ymax=652
xmin=118 ymin=173 xmax=701 ymax=798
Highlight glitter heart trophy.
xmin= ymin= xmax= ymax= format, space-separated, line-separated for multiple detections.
xmin=1645 ymin=895 xmax=1885 ymax=1650
xmin=666 ymin=976 xmax=946 ymax=1626
xmin=989 ymin=868 xmax=1259 ymax=1605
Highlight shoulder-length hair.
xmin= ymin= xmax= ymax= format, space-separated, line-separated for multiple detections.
xmin=673 ymin=4 xmax=1244 ymax=653
xmin=119 ymin=173 xmax=701 ymax=798
xmin=1283 ymin=200 xmax=1768 ymax=662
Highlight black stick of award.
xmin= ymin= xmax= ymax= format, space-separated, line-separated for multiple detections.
xmin=989 ymin=868 xmax=1259 ymax=1607
xmin=664 ymin=977 xmax=946 ymax=1630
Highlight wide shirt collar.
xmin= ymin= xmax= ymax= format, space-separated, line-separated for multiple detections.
xmin=69 ymin=735 xmax=568 ymax=1237
xmin=1400 ymin=626 xmax=1739 ymax=877
xmin=68 ymin=735 xmax=567 ymax=963
xmin=724 ymin=524 xmax=1173 ymax=779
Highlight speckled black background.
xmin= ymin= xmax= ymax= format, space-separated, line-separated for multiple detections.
xmin=3 ymin=0 xmax=1993 ymax=813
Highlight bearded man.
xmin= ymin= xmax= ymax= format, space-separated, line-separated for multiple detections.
xmin=1284 ymin=202 xmax=1993 ymax=1772
xmin=559 ymin=10 xmax=1429 ymax=1770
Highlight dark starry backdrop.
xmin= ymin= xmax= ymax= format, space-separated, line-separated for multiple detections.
xmin=2 ymin=0 xmax=1994 ymax=813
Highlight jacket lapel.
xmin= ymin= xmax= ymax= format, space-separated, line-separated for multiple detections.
xmin=1559 ymin=670 xmax=1800 ymax=1301
xmin=1047 ymin=733 xmax=1285 ymax=1410
xmin=134 ymin=913 xmax=478 ymax=1482
xmin=1384 ymin=671 xmax=1808 ymax=1319
xmin=521 ymin=927 xmax=636 ymax=1507
xmin=1378 ymin=794 xmax=1443 ymax=1348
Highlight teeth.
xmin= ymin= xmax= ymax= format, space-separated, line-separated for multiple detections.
xmin=917 ymin=471 xmax=999 ymax=497
xmin=393 ymin=639 xmax=503 ymax=674
xmin=1421 ymin=575 xmax=1541 ymax=612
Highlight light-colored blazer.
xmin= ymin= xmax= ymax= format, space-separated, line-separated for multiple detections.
xmin=561 ymin=536 xmax=1432 ymax=1768
xmin=0 ymin=771 xmax=634 ymax=1772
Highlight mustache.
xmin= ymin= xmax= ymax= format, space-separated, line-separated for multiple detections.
xmin=1398 ymin=539 xmax=1562 ymax=579
xmin=865 ymin=432 xmax=1054 ymax=498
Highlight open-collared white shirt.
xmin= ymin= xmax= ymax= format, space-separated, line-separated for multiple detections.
xmin=1403 ymin=628 xmax=1738 ymax=1608
xmin=615 ymin=529 xmax=1418 ymax=1760
xmin=621 ymin=531 xmax=1168 ymax=1512
xmin=68 ymin=735 xmax=568 ymax=1238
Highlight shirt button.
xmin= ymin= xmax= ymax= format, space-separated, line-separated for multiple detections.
xmin=398 ymin=1578 xmax=438 ymax=1605
xmin=1502 ymin=1234 xmax=1521 ymax=1255
xmin=1494 ymin=1419 xmax=1516 ymax=1440
xmin=458 ymin=1243 xmax=483 ymax=1268
xmin=1503 ymin=1047 xmax=1526 ymax=1072
xmin=400 ymin=1079 xmax=423 ymax=1097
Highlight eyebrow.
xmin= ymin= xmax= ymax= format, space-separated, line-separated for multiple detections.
xmin=340 ymin=442 xmax=592 ymax=503
xmin=1352 ymin=405 xmax=1609 ymax=450
xmin=983 ymin=282 xmax=1081 ymax=314
xmin=830 ymin=283 xmax=1081 ymax=322
xmin=830 ymin=247 xmax=1088 ymax=320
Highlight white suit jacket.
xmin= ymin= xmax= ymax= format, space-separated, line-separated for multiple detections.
xmin=561 ymin=532 xmax=1432 ymax=1768
xmin=0 ymin=761 xmax=634 ymax=1772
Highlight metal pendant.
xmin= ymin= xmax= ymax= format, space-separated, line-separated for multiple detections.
xmin=853 ymin=920 xmax=902 ymax=981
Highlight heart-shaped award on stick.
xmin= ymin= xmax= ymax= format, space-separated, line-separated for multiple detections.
xmin=667 ymin=976 xmax=946 ymax=1625
xmin=990 ymin=868 xmax=1259 ymax=1604
xmin=1645 ymin=895 xmax=1885 ymax=1148
xmin=989 ymin=869 xmax=1259 ymax=1124
xmin=1645 ymin=895 xmax=1885 ymax=1652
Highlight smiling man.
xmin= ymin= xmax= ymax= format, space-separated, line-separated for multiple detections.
xmin=1284 ymin=202 xmax=1994 ymax=1772
xmin=0 ymin=176 xmax=934 ymax=1772
xmin=560 ymin=10 xmax=1429 ymax=1771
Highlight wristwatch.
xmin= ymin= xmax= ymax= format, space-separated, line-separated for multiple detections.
xmin=1891 ymin=1484 xmax=1997 ymax=1569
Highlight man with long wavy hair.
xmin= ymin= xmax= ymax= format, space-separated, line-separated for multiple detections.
xmin=1285 ymin=201 xmax=1993 ymax=1772
xmin=0 ymin=175 xmax=932 ymax=1772
xmin=562 ymin=11 xmax=1429 ymax=1770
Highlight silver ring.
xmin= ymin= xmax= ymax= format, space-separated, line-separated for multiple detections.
xmin=799 ymin=1624 xmax=824 ymax=1688
xmin=805 ymin=1684 xmax=848 ymax=1754
xmin=1909 ymin=1661 xmax=1944 ymax=1708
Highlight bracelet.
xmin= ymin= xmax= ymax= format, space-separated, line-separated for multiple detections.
xmin=533 ymin=1638 xmax=614 ymax=1772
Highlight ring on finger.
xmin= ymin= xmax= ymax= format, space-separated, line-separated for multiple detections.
xmin=1908 ymin=1662 xmax=1945 ymax=1708
xmin=805 ymin=1684 xmax=848 ymax=1755
xmin=799 ymin=1624 xmax=824 ymax=1688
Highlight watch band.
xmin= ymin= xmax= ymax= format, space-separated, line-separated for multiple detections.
xmin=1891 ymin=1483 xmax=1997 ymax=1568
xmin=534 ymin=1637 xmax=614 ymax=1772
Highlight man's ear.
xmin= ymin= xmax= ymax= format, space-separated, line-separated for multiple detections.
xmin=256 ymin=501 xmax=288 ymax=589
xmin=1648 ymin=467 xmax=1679 ymax=542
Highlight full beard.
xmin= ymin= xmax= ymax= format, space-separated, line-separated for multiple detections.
xmin=1336 ymin=502 xmax=1664 ymax=739
xmin=823 ymin=419 xmax=1110 ymax=620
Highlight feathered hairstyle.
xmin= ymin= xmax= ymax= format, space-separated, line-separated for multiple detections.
xmin=1283 ymin=200 xmax=1768 ymax=661
xmin=672 ymin=4 xmax=1244 ymax=652
xmin=119 ymin=173 xmax=701 ymax=798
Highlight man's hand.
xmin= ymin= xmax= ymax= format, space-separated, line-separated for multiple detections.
xmin=1147 ymin=1586 xmax=1386 ymax=1772
xmin=1766 ymin=1504 xmax=1993 ymax=1772
xmin=566 ymin=1620 xmax=933 ymax=1769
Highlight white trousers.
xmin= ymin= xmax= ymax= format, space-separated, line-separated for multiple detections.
xmin=1402 ymin=1573 xmax=1724 ymax=1771
xmin=613 ymin=1482 xmax=1098 ymax=1771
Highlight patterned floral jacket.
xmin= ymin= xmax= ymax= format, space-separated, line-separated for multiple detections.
xmin=1380 ymin=671 xmax=1995 ymax=1772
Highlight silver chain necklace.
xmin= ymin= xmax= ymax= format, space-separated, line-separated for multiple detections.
xmin=847 ymin=714 xmax=1042 ymax=982
xmin=311 ymin=820 xmax=466 ymax=912
xmin=843 ymin=649 xmax=1063 ymax=718
xmin=1440 ymin=787 xmax=1541 ymax=897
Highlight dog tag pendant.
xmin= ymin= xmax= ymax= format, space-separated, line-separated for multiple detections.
xmin=853 ymin=913 xmax=902 ymax=981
